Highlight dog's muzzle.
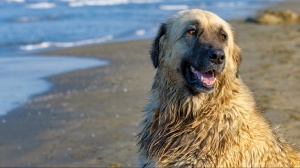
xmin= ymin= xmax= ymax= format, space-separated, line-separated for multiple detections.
xmin=183 ymin=48 xmax=225 ymax=94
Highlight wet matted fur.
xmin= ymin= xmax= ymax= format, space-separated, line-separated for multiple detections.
xmin=137 ymin=9 xmax=300 ymax=167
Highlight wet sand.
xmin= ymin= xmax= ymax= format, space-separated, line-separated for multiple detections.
xmin=0 ymin=0 xmax=300 ymax=167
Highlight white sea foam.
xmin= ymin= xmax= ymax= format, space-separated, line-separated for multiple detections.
xmin=67 ymin=0 xmax=161 ymax=7
xmin=0 ymin=56 xmax=108 ymax=115
xmin=21 ymin=42 xmax=51 ymax=51
xmin=20 ymin=35 xmax=113 ymax=51
xmin=215 ymin=2 xmax=246 ymax=8
xmin=129 ymin=0 xmax=161 ymax=4
xmin=159 ymin=5 xmax=189 ymax=11
xmin=27 ymin=2 xmax=56 ymax=9
xmin=5 ymin=0 xmax=25 ymax=3
xmin=135 ymin=29 xmax=145 ymax=36
xmin=70 ymin=0 xmax=128 ymax=7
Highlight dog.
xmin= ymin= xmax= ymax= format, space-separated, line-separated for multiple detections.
xmin=137 ymin=9 xmax=300 ymax=167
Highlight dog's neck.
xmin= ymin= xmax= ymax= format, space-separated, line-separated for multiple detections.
xmin=150 ymin=71 xmax=240 ymax=119
xmin=140 ymin=72 xmax=250 ymax=165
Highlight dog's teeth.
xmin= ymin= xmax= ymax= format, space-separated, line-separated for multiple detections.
xmin=190 ymin=66 xmax=195 ymax=72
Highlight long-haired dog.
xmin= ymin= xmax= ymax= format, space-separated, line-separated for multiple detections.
xmin=137 ymin=9 xmax=300 ymax=167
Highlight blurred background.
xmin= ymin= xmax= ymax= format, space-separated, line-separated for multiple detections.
xmin=1 ymin=0 xmax=281 ymax=55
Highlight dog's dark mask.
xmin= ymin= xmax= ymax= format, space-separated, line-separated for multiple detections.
xmin=150 ymin=23 xmax=242 ymax=94
xmin=181 ymin=43 xmax=226 ymax=94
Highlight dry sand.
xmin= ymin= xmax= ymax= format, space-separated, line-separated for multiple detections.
xmin=0 ymin=0 xmax=300 ymax=167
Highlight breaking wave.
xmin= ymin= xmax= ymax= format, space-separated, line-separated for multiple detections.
xmin=20 ymin=35 xmax=113 ymax=51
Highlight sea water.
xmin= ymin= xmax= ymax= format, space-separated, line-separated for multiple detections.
xmin=0 ymin=0 xmax=282 ymax=54
xmin=0 ymin=0 xmax=282 ymax=115
xmin=0 ymin=56 xmax=108 ymax=115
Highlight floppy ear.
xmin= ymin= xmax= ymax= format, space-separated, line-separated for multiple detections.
xmin=230 ymin=27 xmax=242 ymax=78
xmin=150 ymin=23 xmax=167 ymax=68
xmin=233 ymin=44 xmax=242 ymax=78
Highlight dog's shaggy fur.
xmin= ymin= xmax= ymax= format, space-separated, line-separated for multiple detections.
xmin=137 ymin=9 xmax=300 ymax=167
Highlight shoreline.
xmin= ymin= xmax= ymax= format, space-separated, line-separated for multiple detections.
xmin=0 ymin=56 xmax=109 ymax=116
xmin=0 ymin=40 xmax=153 ymax=167
xmin=1 ymin=0 xmax=300 ymax=167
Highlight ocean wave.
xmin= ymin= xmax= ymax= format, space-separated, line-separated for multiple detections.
xmin=134 ymin=29 xmax=145 ymax=36
xmin=13 ymin=15 xmax=61 ymax=23
xmin=68 ymin=0 xmax=128 ymax=7
xmin=5 ymin=0 xmax=25 ymax=3
xmin=20 ymin=35 xmax=113 ymax=51
xmin=215 ymin=2 xmax=246 ymax=8
xmin=66 ymin=0 xmax=161 ymax=7
xmin=27 ymin=2 xmax=56 ymax=9
xmin=129 ymin=0 xmax=161 ymax=4
xmin=159 ymin=5 xmax=189 ymax=11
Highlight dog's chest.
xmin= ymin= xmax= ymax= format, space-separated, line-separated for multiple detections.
xmin=154 ymin=127 xmax=220 ymax=167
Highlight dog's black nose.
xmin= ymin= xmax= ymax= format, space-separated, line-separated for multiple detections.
xmin=209 ymin=49 xmax=225 ymax=64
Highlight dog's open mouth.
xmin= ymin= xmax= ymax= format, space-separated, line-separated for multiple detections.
xmin=185 ymin=65 xmax=216 ymax=93
xmin=190 ymin=66 xmax=215 ymax=87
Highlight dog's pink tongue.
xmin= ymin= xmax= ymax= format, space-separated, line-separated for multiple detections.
xmin=191 ymin=66 xmax=215 ymax=86
xmin=200 ymin=72 xmax=215 ymax=83
xmin=196 ymin=71 xmax=214 ymax=82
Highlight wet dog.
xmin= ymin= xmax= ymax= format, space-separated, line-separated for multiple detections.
xmin=137 ymin=9 xmax=300 ymax=167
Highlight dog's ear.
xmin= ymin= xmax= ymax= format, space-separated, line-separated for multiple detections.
xmin=230 ymin=27 xmax=242 ymax=78
xmin=150 ymin=23 xmax=167 ymax=68
xmin=233 ymin=44 xmax=242 ymax=78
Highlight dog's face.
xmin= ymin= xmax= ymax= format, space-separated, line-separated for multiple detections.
xmin=151 ymin=9 xmax=241 ymax=94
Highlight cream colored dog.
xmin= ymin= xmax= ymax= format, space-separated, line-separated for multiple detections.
xmin=137 ymin=9 xmax=300 ymax=167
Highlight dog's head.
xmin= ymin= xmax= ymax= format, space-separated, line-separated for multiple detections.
xmin=151 ymin=9 xmax=241 ymax=95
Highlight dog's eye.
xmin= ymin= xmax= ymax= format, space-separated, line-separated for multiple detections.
xmin=188 ymin=29 xmax=196 ymax=36
xmin=220 ymin=34 xmax=227 ymax=41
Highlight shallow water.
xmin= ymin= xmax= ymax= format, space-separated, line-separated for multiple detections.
xmin=0 ymin=56 xmax=108 ymax=115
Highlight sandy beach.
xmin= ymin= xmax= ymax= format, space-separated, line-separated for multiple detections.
xmin=0 ymin=0 xmax=300 ymax=167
